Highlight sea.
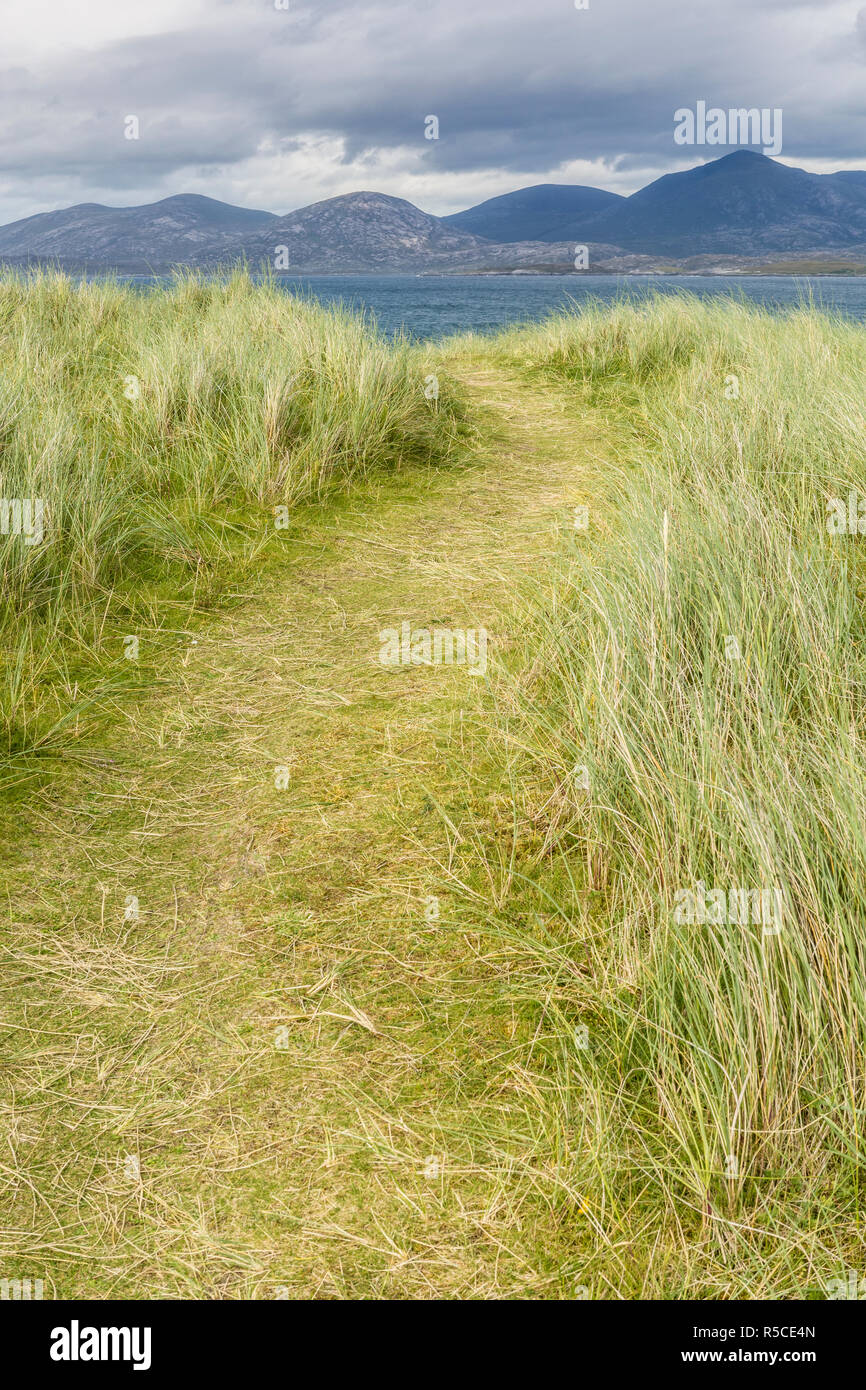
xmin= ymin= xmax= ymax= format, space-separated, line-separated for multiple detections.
xmin=128 ymin=272 xmax=866 ymax=341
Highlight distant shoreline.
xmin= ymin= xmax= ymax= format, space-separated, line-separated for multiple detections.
xmin=4 ymin=262 xmax=866 ymax=280
xmin=431 ymin=266 xmax=866 ymax=278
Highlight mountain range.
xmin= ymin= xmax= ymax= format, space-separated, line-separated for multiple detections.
xmin=4 ymin=152 xmax=866 ymax=275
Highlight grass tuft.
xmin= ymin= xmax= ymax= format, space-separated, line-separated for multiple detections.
xmin=0 ymin=270 xmax=462 ymax=762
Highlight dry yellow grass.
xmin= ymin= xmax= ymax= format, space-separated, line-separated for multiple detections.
xmin=0 ymin=354 xmax=603 ymax=1299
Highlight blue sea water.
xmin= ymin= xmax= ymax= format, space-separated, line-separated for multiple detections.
xmin=128 ymin=273 xmax=866 ymax=341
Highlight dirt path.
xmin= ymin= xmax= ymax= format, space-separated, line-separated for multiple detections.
xmin=1 ymin=360 xmax=609 ymax=1299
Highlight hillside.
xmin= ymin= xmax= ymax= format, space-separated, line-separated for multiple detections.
xmin=4 ymin=155 xmax=866 ymax=272
xmin=0 ymin=194 xmax=277 ymax=272
xmin=442 ymin=183 xmax=624 ymax=242
xmin=194 ymin=190 xmax=498 ymax=272
xmin=192 ymin=190 xmax=597 ymax=273
xmin=580 ymin=151 xmax=866 ymax=256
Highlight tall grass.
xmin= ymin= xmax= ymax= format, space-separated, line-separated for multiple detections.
xmin=0 ymin=269 xmax=460 ymax=761
xmin=494 ymin=295 xmax=866 ymax=1291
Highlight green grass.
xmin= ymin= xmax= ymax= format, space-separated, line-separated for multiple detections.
xmin=2 ymin=280 xmax=864 ymax=1299
xmin=470 ymin=294 xmax=866 ymax=1294
xmin=0 ymin=269 xmax=461 ymax=765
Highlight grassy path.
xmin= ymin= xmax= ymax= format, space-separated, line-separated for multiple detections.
xmin=1 ymin=356 xmax=609 ymax=1300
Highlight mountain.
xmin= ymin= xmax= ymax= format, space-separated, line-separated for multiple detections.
xmin=194 ymin=191 xmax=493 ymax=272
xmin=578 ymin=151 xmax=866 ymax=257
xmin=441 ymin=184 xmax=624 ymax=243
xmin=191 ymin=190 xmax=595 ymax=273
xmin=5 ymin=154 xmax=866 ymax=273
xmin=0 ymin=194 xmax=277 ymax=272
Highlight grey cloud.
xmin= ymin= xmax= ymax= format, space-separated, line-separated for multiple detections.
xmin=0 ymin=0 xmax=862 ymax=220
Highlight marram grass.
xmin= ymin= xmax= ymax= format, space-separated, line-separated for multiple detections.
xmin=479 ymin=295 xmax=866 ymax=1293
xmin=2 ymin=280 xmax=864 ymax=1299
xmin=0 ymin=269 xmax=461 ymax=761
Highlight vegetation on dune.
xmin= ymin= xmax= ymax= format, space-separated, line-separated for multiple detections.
xmin=0 ymin=270 xmax=461 ymax=763
xmin=477 ymin=295 xmax=866 ymax=1291
xmin=2 ymin=282 xmax=864 ymax=1298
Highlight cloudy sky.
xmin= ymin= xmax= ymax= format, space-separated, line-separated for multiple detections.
xmin=0 ymin=0 xmax=865 ymax=225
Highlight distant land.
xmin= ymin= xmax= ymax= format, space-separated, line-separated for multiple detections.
xmin=4 ymin=152 xmax=866 ymax=275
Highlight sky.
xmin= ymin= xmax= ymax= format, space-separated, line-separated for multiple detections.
xmin=0 ymin=0 xmax=865 ymax=225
